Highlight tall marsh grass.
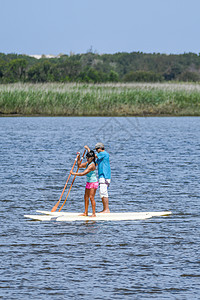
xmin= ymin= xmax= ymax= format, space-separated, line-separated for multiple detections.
xmin=0 ymin=82 xmax=200 ymax=116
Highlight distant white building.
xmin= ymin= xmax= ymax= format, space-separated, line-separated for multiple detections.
xmin=28 ymin=54 xmax=62 ymax=59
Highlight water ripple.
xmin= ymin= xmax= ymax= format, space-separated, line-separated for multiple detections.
xmin=0 ymin=117 xmax=200 ymax=299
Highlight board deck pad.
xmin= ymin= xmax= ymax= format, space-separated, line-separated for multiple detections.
xmin=24 ymin=211 xmax=172 ymax=222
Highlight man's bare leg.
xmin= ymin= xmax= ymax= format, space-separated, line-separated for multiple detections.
xmin=99 ymin=197 xmax=110 ymax=213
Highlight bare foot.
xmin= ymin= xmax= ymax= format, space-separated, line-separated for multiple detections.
xmin=98 ymin=210 xmax=110 ymax=213
xmin=79 ymin=212 xmax=88 ymax=216
xmin=90 ymin=214 xmax=96 ymax=218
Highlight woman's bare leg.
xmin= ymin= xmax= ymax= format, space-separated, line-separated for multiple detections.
xmin=79 ymin=188 xmax=90 ymax=216
xmin=89 ymin=188 xmax=96 ymax=217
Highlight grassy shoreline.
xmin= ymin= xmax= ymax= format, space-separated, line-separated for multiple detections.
xmin=0 ymin=82 xmax=200 ymax=116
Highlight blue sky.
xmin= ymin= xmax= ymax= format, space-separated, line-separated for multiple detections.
xmin=1 ymin=0 xmax=200 ymax=55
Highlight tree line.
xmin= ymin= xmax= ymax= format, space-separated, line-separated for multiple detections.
xmin=0 ymin=51 xmax=200 ymax=83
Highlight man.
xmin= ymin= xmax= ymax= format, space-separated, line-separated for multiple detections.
xmin=84 ymin=143 xmax=111 ymax=213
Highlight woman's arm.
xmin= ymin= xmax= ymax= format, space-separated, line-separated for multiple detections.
xmin=78 ymin=161 xmax=88 ymax=168
xmin=70 ymin=163 xmax=95 ymax=176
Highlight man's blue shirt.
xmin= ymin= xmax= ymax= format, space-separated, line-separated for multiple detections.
xmin=96 ymin=151 xmax=111 ymax=179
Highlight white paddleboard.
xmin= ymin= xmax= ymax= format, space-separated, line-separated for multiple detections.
xmin=24 ymin=211 xmax=172 ymax=222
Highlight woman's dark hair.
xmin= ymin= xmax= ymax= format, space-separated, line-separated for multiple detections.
xmin=86 ymin=150 xmax=96 ymax=165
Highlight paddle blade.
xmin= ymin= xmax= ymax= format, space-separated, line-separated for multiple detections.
xmin=51 ymin=201 xmax=60 ymax=212
xmin=58 ymin=149 xmax=86 ymax=212
xmin=50 ymin=152 xmax=79 ymax=212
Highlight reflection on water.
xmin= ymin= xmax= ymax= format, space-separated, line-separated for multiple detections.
xmin=0 ymin=117 xmax=200 ymax=299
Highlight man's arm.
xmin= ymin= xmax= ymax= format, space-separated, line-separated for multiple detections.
xmin=84 ymin=145 xmax=90 ymax=152
xmin=96 ymin=151 xmax=103 ymax=164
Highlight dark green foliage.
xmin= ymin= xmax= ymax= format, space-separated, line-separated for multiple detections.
xmin=109 ymin=70 xmax=119 ymax=82
xmin=3 ymin=59 xmax=27 ymax=82
xmin=0 ymin=52 xmax=200 ymax=83
xmin=28 ymin=61 xmax=57 ymax=82
xmin=123 ymin=71 xmax=164 ymax=82
xmin=178 ymin=71 xmax=200 ymax=82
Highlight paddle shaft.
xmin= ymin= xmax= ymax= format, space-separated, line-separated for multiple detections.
xmin=59 ymin=150 xmax=86 ymax=212
xmin=51 ymin=153 xmax=80 ymax=212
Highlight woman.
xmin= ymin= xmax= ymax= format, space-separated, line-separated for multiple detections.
xmin=70 ymin=150 xmax=98 ymax=217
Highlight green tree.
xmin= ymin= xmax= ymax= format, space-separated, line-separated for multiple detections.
xmin=28 ymin=61 xmax=54 ymax=82
xmin=1 ymin=51 xmax=200 ymax=83
xmin=178 ymin=71 xmax=200 ymax=82
xmin=0 ymin=62 xmax=4 ymax=80
xmin=4 ymin=59 xmax=27 ymax=82
xmin=109 ymin=70 xmax=119 ymax=82
xmin=58 ymin=60 xmax=81 ymax=81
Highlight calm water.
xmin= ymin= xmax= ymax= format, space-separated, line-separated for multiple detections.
xmin=0 ymin=117 xmax=200 ymax=300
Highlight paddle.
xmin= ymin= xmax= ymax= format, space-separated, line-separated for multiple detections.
xmin=51 ymin=152 xmax=80 ymax=212
xmin=58 ymin=149 xmax=86 ymax=212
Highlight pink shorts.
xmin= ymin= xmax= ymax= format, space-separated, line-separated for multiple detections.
xmin=85 ymin=182 xmax=99 ymax=189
